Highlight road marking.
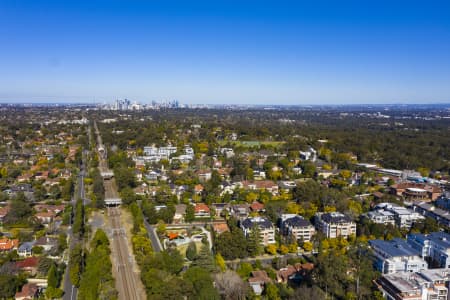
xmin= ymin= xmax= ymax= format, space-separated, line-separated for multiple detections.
xmin=70 ymin=285 xmax=75 ymax=300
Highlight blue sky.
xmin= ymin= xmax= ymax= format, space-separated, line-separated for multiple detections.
xmin=1 ymin=0 xmax=450 ymax=104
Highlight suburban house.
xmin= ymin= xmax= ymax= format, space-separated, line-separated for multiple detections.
xmin=15 ymin=283 xmax=40 ymax=300
xmin=15 ymin=257 xmax=40 ymax=275
xmin=194 ymin=203 xmax=210 ymax=218
xmin=241 ymin=217 xmax=276 ymax=246
xmin=0 ymin=238 xmax=19 ymax=252
xmin=248 ymin=270 xmax=272 ymax=296
xmin=194 ymin=184 xmax=204 ymax=195
xmin=280 ymin=214 xmax=315 ymax=242
xmin=276 ymin=263 xmax=314 ymax=284
xmin=230 ymin=204 xmax=250 ymax=220
xmin=35 ymin=211 xmax=56 ymax=224
xmin=34 ymin=236 xmax=58 ymax=252
xmin=210 ymin=203 xmax=230 ymax=217
xmin=173 ymin=204 xmax=187 ymax=224
xmin=369 ymin=239 xmax=427 ymax=274
xmin=18 ymin=241 xmax=35 ymax=257
xmin=0 ymin=206 xmax=10 ymax=223
xmin=218 ymin=182 xmax=236 ymax=196
xmin=239 ymin=180 xmax=279 ymax=195
xmin=197 ymin=170 xmax=212 ymax=182
xmin=212 ymin=222 xmax=230 ymax=235
xmin=314 ymin=212 xmax=356 ymax=238
xmin=34 ymin=204 xmax=65 ymax=215
xmin=250 ymin=201 xmax=265 ymax=213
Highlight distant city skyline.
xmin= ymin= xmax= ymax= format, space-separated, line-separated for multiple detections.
xmin=1 ymin=1 xmax=450 ymax=105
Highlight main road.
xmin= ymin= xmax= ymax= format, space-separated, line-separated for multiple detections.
xmin=62 ymin=149 xmax=88 ymax=300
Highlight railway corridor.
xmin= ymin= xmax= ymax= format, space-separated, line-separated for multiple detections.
xmin=94 ymin=121 xmax=145 ymax=300
xmin=108 ymin=207 xmax=142 ymax=300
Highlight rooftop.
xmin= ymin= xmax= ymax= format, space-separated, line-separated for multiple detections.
xmin=318 ymin=212 xmax=352 ymax=224
xmin=282 ymin=215 xmax=312 ymax=227
xmin=370 ymin=238 xmax=421 ymax=257
xmin=241 ymin=217 xmax=273 ymax=229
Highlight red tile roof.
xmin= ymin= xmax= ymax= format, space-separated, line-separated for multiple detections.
xmin=16 ymin=257 xmax=39 ymax=269
xmin=195 ymin=203 xmax=210 ymax=213
xmin=250 ymin=201 xmax=265 ymax=211
xmin=0 ymin=238 xmax=19 ymax=251
xmin=15 ymin=283 xmax=38 ymax=299
xmin=213 ymin=223 xmax=230 ymax=234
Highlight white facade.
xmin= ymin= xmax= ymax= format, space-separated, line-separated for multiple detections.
xmin=315 ymin=212 xmax=356 ymax=238
xmin=370 ymin=239 xmax=428 ymax=274
xmin=241 ymin=217 xmax=276 ymax=246
xmin=280 ymin=214 xmax=315 ymax=242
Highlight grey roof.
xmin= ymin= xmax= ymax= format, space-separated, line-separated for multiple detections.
xmin=381 ymin=271 xmax=427 ymax=292
xmin=415 ymin=202 xmax=450 ymax=220
xmin=409 ymin=231 xmax=450 ymax=249
xmin=283 ymin=216 xmax=312 ymax=228
xmin=18 ymin=241 xmax=35 ymax=251
xmin=212 ymin=203 xmax=229 ymax=209
xmin=175 ymin=204 xmax=187 ymax=214
xmin=35 ymin=236 xmax=57 ymax=247
xmin=241 ymin=217 xmax=273 ymax=229
xmin=370 ymin=238 xmax=421 ymax=257
xmin=320 ymin=212 xmax=352 ymax=224
xmin=380 ymin=269 xmax=450 ymax=293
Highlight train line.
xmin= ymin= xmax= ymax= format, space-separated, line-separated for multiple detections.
xmin=95 ymin=121 xmax=143 ymax=300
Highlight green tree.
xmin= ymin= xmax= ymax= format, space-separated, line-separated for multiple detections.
xmin=45 ymin=286 xmax=64 ymax=299
xmin=57 ymin=233 xmax=68 ymax=253
xmin=78 ymin=229 xmax=117 ymax=300
xmin=47 ymin=264 xmax=58 ymax=288
xmin=192 ymin=244 xmax=215 ymax=272
xmin=237 ymin=263 xmax=253 ymax=280
xmin=5 ymin=193 xmax=32 ymax=225
xmin=246 ymin=225 xmax=262 ymax=257
xmin=186 ymin=242 xmax=197 ymax=261
xmin=264 ymin=283 xmax=281 ymax=300
xmin=185 ymin=204 xmax=195 ymax=223
xmin=69 ymin=244 xmax=83 ymax=287
xmin=0 ymin=274 xmax=26 ymax=299
xmin=184 ymin=267 xmax=219 ymax=300
xmin=37 ymin=257 xmax=54 ymax=276
xmin=215 ymin=253 xmax=226 ymax=272
xmin=120 ymin=187 xmax=138 ymax=205
xmin=214 ymin=230 xmax=247 ymax=260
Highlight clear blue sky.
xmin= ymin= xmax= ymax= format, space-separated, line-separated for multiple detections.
xmin=1 ymin=0 xmax=450 ymax=105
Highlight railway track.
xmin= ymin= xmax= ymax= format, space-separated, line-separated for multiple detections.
xmin=95 ymin=121 xmax=143 ymax=300
xmin=109 ymin=207 xmax=140 ymax=300
xmin=107 ymin=203 xmax=141 ymax=299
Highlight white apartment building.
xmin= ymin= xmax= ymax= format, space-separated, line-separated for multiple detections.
xmin=280 ymin=214 xmax=315 ymax=242
xmin=241 ymin=217 xmax=276 ymax=246
xmin=377 ymin=269 xmax=450 ymax=300
xmin=314 ymin=212 xmax=356 ymax=238
xmin=369 ymin=239 xmax=428 ymax=274
xmin=366 ymin=203 xmax=424 ymax=228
